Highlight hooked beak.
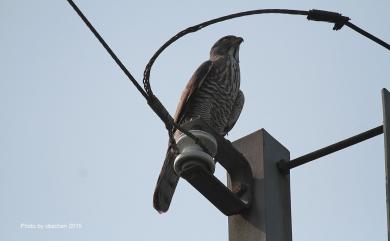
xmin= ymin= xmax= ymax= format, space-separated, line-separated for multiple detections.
xmin=236 ymin=37 xmax=244 ymax=45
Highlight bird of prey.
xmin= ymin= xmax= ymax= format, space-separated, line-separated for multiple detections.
xmin=153 ymin=35 xmax=245 ymax=213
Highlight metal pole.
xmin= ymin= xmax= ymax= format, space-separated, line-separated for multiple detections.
xmin=229 ymin=129 xmax=292 ymax=241
xmin=382 ymin=88 xmax=390 ymax=241
xmin=278 ymin=125 xmax=383 ymax=173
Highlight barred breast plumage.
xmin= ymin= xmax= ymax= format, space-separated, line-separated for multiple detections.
xmin=183 ymin=55 xmax=240 ymax=136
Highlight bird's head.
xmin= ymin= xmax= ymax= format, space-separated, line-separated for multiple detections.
xmin=210 ymin=35 xmax=244 ymax=62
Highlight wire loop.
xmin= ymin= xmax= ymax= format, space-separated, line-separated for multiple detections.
xmin=66 ymin=1 xmax=389 ymax=148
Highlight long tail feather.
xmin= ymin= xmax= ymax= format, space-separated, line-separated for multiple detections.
xmin=153 ymin=147 xmax=180 ymax=213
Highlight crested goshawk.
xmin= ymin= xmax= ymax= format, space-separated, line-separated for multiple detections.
xmin=153 ymin=35 xmax=245 ymax=213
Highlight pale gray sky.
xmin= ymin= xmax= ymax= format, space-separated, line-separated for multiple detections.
xmin=1 ymin=0 xmax=389 ymax=241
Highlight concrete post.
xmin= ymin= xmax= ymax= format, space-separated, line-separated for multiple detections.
xmin=228 ymin=129 xmax=292 ymax=241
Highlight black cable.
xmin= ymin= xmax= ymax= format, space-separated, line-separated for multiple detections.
xmin=143 ymin=9 xmax=390 ymax=98
xmin=66 ymin=1 xmax=389 ymax=152
xmin=345 ymin=22 xmax=390 ymax=51
xmin=66 ymin=0 xmax=148 ymax=99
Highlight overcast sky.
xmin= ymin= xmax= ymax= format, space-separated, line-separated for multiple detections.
xmin=1 ymin=0 xmax=389 ymax=241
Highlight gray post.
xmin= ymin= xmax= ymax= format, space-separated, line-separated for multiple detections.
xmin=228 ymin=129 xmax=292 ymax=241
xmin=382 ymin=88 xmax=390 ymax=241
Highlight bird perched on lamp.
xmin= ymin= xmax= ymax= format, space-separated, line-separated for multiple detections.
xmin=153 ymin=35 xmax=245 ymax=213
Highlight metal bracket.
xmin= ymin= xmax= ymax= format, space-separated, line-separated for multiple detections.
xmin=177 ymin=118 xmax=253 ymax=216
